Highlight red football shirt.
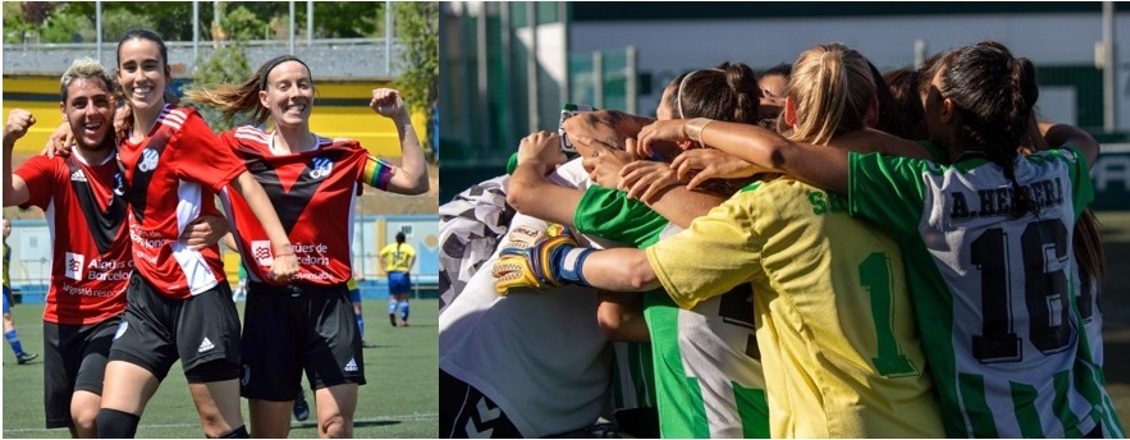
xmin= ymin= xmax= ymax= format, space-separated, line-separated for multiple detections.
xmin=117 ymin=105 xmax=244 ymax=298
xmin=219 ymin=126 xmax=369 ymax=285
xmin=15 ymin=150 xmax=129 ymax=325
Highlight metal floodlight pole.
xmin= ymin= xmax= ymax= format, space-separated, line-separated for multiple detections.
xmin=593 ymin=51 xmax=603 ymax=109
xmin=289 ymin=0 xmax=296 ymax=55
xmin=307 ymin=0 xmax=313 ymax=45
xmin=914 ymin=39 xmax=927 ymax=70
xmin=95 ymin=1 xmax=102 ymax=62
xmin=1102 ymin=1 xmax=1117 ymax=132
xmin=627 ymin=45 xmax=638 ymax=115
xmin=559 ymin=2 xmax=569 ymax=108
xmin=501 ymin=2 xmax=515 ymax=144
xmin=477 ymin=3 xmax=490 ymax=150
xmin=193 ymin=1 xmax=200 ymax=70
xmin=386 ymin=0 xmax=393 ymax=77
xmin=527 ymin=2 xmax=539 ymax=131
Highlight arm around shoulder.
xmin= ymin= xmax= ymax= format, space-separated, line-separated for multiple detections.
xmin=1040 ymin=121 xmax=1100 ymax=168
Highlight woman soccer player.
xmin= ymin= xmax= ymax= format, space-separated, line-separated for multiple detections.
xmin=94 ymin=29 xmax=298 ymax=439
xmin=498 ymin=43 xmax=945 ymax=438
xmin=506 ymin=62 xmax=770 ymax=437
xmin=184 ymin=55 xmax=428 ymax=438
xmin=631 ymin=41 xmax=1123 ymax=438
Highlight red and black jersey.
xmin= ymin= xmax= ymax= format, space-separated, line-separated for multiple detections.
xmin=117 ymin=104 xmax=244 ymax=299
xmin=218 ymin=126 xmax=369 ymax=285
xmin=15 ymin=150 xmax=129 ymax=325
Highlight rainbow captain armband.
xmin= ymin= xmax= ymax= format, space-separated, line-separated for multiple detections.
xmin=492 ymin=224 xmax=593 ymax=295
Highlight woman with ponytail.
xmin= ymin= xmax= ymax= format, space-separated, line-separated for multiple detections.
xmin=500 ymin=44 xmax=944 ymax=437
xmin=184 ymin=54 xmax=428 ymax=438
xmin=93 ymin=29 xmax=299 ymax=439
xmin=628 ymin=41 xmax=1123 ymax=438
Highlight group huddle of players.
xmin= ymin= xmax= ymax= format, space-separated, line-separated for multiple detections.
xmin=438 ymin=41 xmax=1122 ymax=438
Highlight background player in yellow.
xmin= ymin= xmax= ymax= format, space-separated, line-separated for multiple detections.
xmin=380 ymin=232 xmax=416 ymax=327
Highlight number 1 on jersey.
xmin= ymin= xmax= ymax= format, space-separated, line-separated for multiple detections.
xmin=859 ymin=252 xmax=918 ymax=377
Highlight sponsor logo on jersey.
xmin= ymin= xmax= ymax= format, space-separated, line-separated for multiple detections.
xmin=251 ymin=240 xmax=274 ymax=267
xmin=114 ymin=321 xmax=129 ymax=339
xmin=248 ymin=161 xmax=268 ymax=173
xmin=138 ymin=148 xmax=160 ymax=173
xmin=309 ymin=157 xmax=333 ymax=180
xmin=198 ymin=337 xmax=215 ymax=352
xmin=64 ymin=252 xmax=85 ymax=281
xmin=69 ymin=169 xmax=87 ymax=182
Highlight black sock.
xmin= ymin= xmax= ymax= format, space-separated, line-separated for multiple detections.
xmin=97 ymin=408 xmax=140 ymax=438
xmin=216 ymin=425 xmax=249 ymax=438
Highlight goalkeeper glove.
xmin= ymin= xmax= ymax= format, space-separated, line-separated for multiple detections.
xmin=493 ymin=224 xmax=593 ymax=295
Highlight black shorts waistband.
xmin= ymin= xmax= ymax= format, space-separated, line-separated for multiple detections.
xmin=248 ymin=281 xmax=349 ymax=295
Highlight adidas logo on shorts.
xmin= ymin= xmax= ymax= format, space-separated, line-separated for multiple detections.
xmin=198 ymin=337 xmax=215 ymax=353
xmin=344 ymin=358 xmax=358 ymax=373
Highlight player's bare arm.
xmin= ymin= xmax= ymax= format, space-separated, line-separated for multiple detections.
xmin=597 ymin=292 xmax=651 ymax=342
xmin=507 ymin=131 xmax=582 ymax=226
xmin=572 ymin=135 xmax=726 ymax=229
xmin=229 ymin=171 xmax=298 ymax=281
xmin=1039 ymin=121 xmax=1100 ymax=167
xmin=372 ymin=88 xmax=429 ymax=194
xmin=179 ymin=215 xmax=231 ymax=251
xmin=638 ymin=119 xmax=851 ymax=194
xmin=562 ymin=110 xmax=655 ymax=152
xmin=3 ymin=109 xmax=35 ymax=206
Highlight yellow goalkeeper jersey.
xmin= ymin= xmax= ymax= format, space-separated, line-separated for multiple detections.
xmin=645 ymin=177 xmax=944 ymax=438
xmin=380 ymin=242 xmax=416 ymax=273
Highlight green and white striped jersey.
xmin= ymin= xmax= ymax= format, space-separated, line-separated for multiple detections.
xmin=848 ymin=147 xmax=1124 ymax=438
xmin=575 ymin=186 xmax=768 ymax=438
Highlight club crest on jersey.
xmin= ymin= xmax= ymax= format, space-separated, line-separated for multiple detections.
xmin=138 ymin=148 xmax=160 ymax=173
xmin=113 ymin=172 xmax=126 ymax=197
xmin=309 ymin=157 xmax=333 ymax=180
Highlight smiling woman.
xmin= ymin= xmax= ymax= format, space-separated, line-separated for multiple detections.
xmin=182 ymin=54 xmax=429 ymax=438
xmin=91 ymin=28 xmax=299 ymax=439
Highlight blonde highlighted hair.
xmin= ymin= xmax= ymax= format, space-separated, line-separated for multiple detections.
xmin=60 ymin=57 xmax=116 ymax=102
xmin=786 ymin=43 xmax=875 ymax=145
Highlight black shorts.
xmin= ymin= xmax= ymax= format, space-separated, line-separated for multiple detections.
xmin=108 ymin=272 xmax=241 ymax=383
xmin=43 ymin=316 xmax=121 ymax=429
xmin=438 ymin=369 xmax=522 ymax=438
xmin=240 ymin=281 xmax=365 ymax=401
